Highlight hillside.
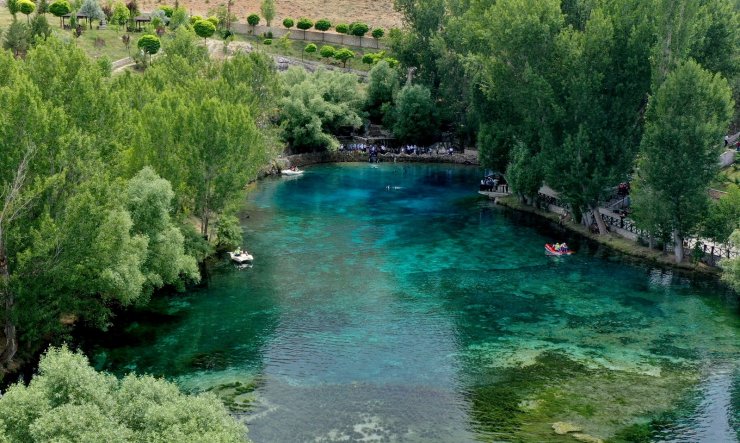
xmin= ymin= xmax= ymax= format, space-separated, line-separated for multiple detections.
xmin=139 ymin=0 xmax=404 ymax=31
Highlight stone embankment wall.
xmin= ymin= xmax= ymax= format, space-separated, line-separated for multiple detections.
xmin=256 ymin=150 xmax=479 ymax=179
xmin=233 ymin=24 xmax=386 ymax=49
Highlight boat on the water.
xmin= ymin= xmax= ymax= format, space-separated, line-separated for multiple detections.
xmin=229 ymin=250 xmax=254 ymax=263
xmin=281 ymin=168 xmax=303 ymax=176
xmin=545 ymin=244 xmax=574 ymax=256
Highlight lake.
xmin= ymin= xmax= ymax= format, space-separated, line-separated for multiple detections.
xmin=88 ymin=163 xmax=740 ymax=442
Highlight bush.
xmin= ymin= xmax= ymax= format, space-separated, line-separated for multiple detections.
xmin=314 ymin=18 xmax=331 ymax=32
xmin=207 ymin=16 xmax=219 ymax=27
xmin=193 ymin=19 xmax=216 ymax=40
xmin=160 ymin=5 xmax=173 ymax=17
xmin=137 ymin=34 xmax=160 ymax=55
xmin=335 ymin=23 xmax=348 ymax=34
xmin=215 ymin=215 xmax=243 ymax=250
xmin=296 ymin=17 xmax=313 ymax=31
xmin=263 ymin=38 xmax=272 ymax=45
xmin=372 ymin=28 xmax=384 ymax=39
xmin=247 ymin=13 xmax=259 ymax=26
xmin=349 ymin=22 xmax=369 ymax=37
xmin=319 ymin=44 xmax=335 ymax=58
xmin=48 ymin=0 xmax=71 ymax=17
xmin=189 ymin=14 xmax=203 ymax=25
xmin=17 ymin=0 xmax=35 ymax=16
xmin=333 ymin=48 xmax=354 ymax=67
xmin=283 ymin=18 xmax=294 ymax=28
xmin=263 ymin=30 xmax=273 ymax=39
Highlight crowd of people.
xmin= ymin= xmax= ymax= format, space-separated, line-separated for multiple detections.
xmin=479 ymin=174 xmax=507 ymax=192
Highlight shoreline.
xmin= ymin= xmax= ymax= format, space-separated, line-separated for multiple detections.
xmin=494 ymin=195 xmax=722 ymax=278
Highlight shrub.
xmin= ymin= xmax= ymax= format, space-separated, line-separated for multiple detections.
xmin=189 ymin=14 xmax=203 ymax=25
xmin=193 ymin=19 xmax=216 ymax=40
xmin=160 ymin=5 xmax=173 ymax=17
xmin=296 ymin=17 xmax=313 ymax=31
xmin=333 ymin=48 xmax=354 ymax=67
xmin=319 ymin=44 xmax=335 ymax=58
xmin=48 ymin=0 xmax=71 ymax=17
xmin=304 ymin=43 xmax=317 ymax=54
xmin=314 ymin=18 xmax=331 ymax=32
xmin=335 ymin=23 xmax=348 ymax=34
xmin=263 ymin=38 xmax=272 ymax=45
xmin=264 ymin=30 xmax=273 ymax=39
xmin=137 ymin=34 xmax=160 ymax=55
xmin=349 ymin=22 xmax=369 ymax=37
xmin=247 ymin=13 xmax=259 ymax=26
xmin=372 ymin=28 xmax=384 ymax=39
xmin=207 ymin=16 xmax=219 ymax=27
xmin=282 ymin=17 xmax=294 ymax=28
xmin=17 ymin=0 xmax=35 ymax=16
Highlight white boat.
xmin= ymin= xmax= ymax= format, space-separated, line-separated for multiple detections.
xmin=281 ymin=168 xmax=303 ymax=176
xmin=228 ymin=251 xmax=253 ymax=263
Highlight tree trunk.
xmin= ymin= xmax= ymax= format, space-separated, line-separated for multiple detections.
xmin=673 ymin=230 xmax=684 ymax=263
xmin=589 ymin=204 xmax=608 ymax=235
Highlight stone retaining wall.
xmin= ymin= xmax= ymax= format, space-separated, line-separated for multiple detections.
xmin=233 ymin=24 xmax=385 ymax=49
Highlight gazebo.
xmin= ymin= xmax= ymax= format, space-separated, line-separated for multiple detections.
xmin=134 ymin=15 xmax=151 ymax=31
xmin=61 ymin=12 xmax=89 ymax=29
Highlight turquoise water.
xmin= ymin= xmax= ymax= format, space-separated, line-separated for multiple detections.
xmin=89 ymin=164 xmax=739 ymax=442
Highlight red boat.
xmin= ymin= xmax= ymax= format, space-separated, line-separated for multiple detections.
xmin=545 ymin=244 xmax=574 ymax=256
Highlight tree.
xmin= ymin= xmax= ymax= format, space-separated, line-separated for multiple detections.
xmin=3 ymin=21 xmax=29 ymax=56
xmin=721 ymin=230 xmax=740 ymax=292
xmin=335 ymin=23 xmax=348 ymax=44
xmin=17 ymin=0 xmax=34 ymax=22
xmin=303 ymin=42 xmax=316 ymax=61
xmin=279 ymin=67 xmax=364 ymax=152
xmin=79 ymin=0 xmax=105 ymax=29
xmin=125 ymin=0 xmax=138 ymax=17
xmin=366 ymin=59 xmax=399 ymax=121
xmin=260 ymin=0 xmax=275 ymax=27
xmin=30 ymin=15 xmax=52 ymax=41
xmin=296 ymin=17 xmax=312 ymax=39
xmin=389 ymin=83 xmax=440 ymax=146
xmin=193 ymin=19 xmax=216 ymax=42
xmin=137 ymin=34 xmax=160 ymax=64
xmin=349 ymin=22 xmax=369 ymax=37
xmin=319 ymin=44 xmax=335 ymax=59
xmin=111 ymin=1 xmax=129 ymax=32
xmin=333 ymin=47 xmax=354 ymax=68
xmin=247 ymin=13 xmax=259 ymax=31
xmin=160 ymin=5 xmax=173 ymax=17
xmin=48 ymin=0 xmax=71 ymax=27
xmin=371 ymin=27 xmax=384 ymax=48
xmin=0 ymin=346 xmax=248 ymax=442
xmin=632 ymin=60 xmax=733 ymax=263
xmin=6 ymin=0 xmax=18 ymax=19
xmin=282 ymin=17 xmax=294 ymax=29
xmin=314 ymin=18 xmax=331 ymax=41
xmin=702 ymin=184 xmax=740 ymax=243
xmin=207 ymin=16 xmax=219 ymax=28
xmin=169 ymin=7 xmax=188 ymax=29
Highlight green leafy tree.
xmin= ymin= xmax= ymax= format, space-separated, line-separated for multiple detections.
xmin=279 ymin=67 xmax=364 ymax=152
xmin=314 ymin=18 xmax=331 ymax=41
xmin=3 ymin=21 xmax=29 ymax=56
xmin=507 ymin=142 xmax=545 ymax=204
xmin=335 ymin=22 xmax=348 ymax=44
xmin=333 ymin=47 xmax=354 ymax=68
xmin=111 ymin=1 xmax=129 ymax=32
xmin=193 ymin=19 xmax=216 ymax=41
xmin=137 ymin=34 xmax=160 ymax=62
xmin=6 ymin=0 xmax=18 ymax=19
xmin=349 ymin=21 xmax=369 ymax=37
xmin=632 ymin=60 xmax=733 ymax=263
xmin=366 ymin=59 xmax=399 ymax=121
xmin=721 ymin=230 xmax=740 ymax=292
xmin=30 ymin=15 xmax=53 ymax=41
xmin=207 ymin=15 xmax=219 ymax=28
xmin=283 ymin=17 xmax=294 ymax=29
xmin=303 ymin=42 xmax=316 ymax=61
xmin=296 ymin=17 xmax=312 ymax=39
xmin=702 ymin=184 xmax=740 ymax=243
xmin=389 ymin=83 xmax=439 ymax=146
xmin=247 ymin=13 xmax=259 ymax=29
xmin=160 ymin=5 xmax=173 ymax=17
xmin=260 ymin=0 xmax=275 ymax=27
xmin=371 ymin=27 xmax=383 ymax=48
xmin=319 ymin=44 xmax=335 ymax=59
xmin=169 ymin=7 xmax=188 ymax=29
xmin=79 ymin=0 xmax=105 ymax=29
xmin=48 ymin=0 xmax=72 ymax=27
xmin=0 ymin=346 xmax=248 ymax=442
xmin=17 ymin=0 xmax=35 ymax=22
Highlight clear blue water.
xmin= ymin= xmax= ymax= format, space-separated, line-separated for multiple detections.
xmin=89 ymin=163 xmax=740 ymax=442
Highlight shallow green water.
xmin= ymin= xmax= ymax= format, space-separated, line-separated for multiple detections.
xmin=90 ymin=163 xmax=740 ymax=442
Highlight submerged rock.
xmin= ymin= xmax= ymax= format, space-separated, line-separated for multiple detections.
xmin=552 ymin=422 xmax=583 ymax=434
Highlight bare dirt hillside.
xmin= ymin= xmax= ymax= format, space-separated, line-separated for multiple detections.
xmin=140 ymin=0 xmax=404 ymax=31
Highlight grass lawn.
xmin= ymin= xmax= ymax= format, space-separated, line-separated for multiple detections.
xmin=72 ymin=27 xmax=133 ymax=61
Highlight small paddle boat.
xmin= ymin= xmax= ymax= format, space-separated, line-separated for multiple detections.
xmin=545 ymin=244 xmax=574 ymax=256
xmin=228 ymin=250 xmax=253 ymax=263
xmin=281 ymin=168 xmax=303 ymax=176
